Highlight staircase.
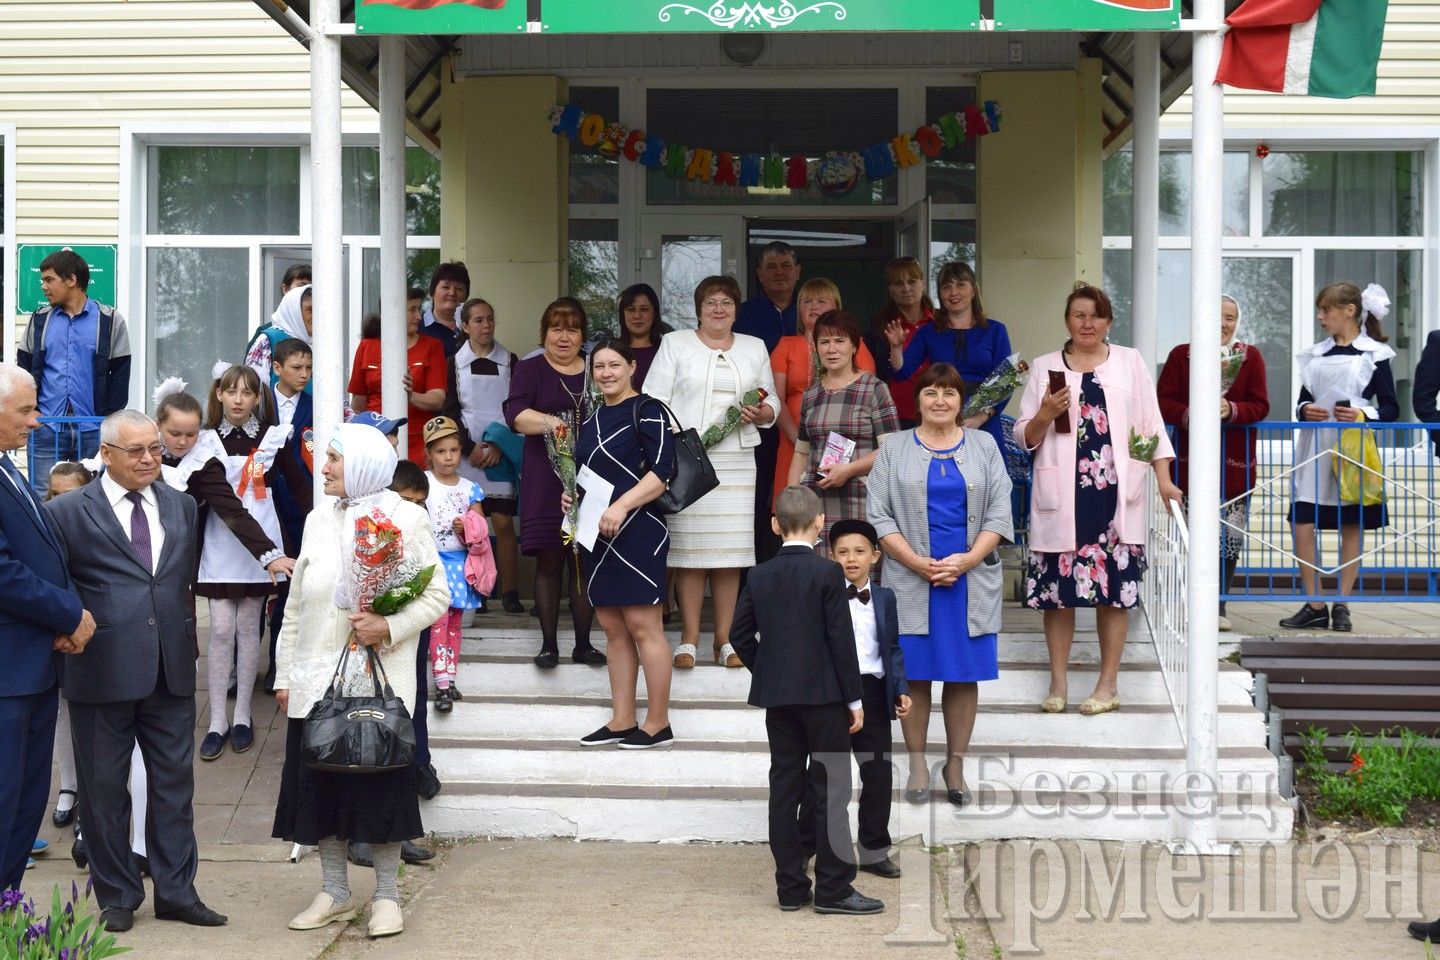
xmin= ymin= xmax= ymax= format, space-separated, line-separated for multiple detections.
xmin=422 ymin=607 xmax=1294 ymax=844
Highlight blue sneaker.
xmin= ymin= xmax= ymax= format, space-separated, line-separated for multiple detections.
xmin=25 ymin=857 xmax=35 ymax=869
xmin=31 ymin=838 xmax=48 ymax=855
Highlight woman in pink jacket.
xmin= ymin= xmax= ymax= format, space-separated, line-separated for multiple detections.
xmin=1014 ymin=285 xmax=1181 ymax=716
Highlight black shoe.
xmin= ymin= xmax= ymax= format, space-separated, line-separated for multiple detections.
xmin=778 ymin=894 xmax=813 ymax=912
xmin=529 ymin=606 xmax=539 ymax=617
xmin=617 ymin=726 xmax=674 ymax=750
xmin=134 ymin=854 xmax=151 ymax=878
xmin=155 ymin=901 xmax=227 ymax=926
xmin=502 ymin=591 xmax=524 ymax=614
xmin=580 ymin=724 xmax=637 ymax=746
xmin=231 ymin=724 xmax=254 ymax=754
xmin=400 ymin=840 xmax=435 ymax=864
xmin=434 ymin=688 xmax=454 ymax=713
xmin=572 ymin=647 xmax=607 ymax=667
xmin=1408 ymin=918 xmax=1440 ymax=942
xmin=448 ymin=685 xmax=463 ymax=702
xmin=348 ymin=842 xmax=374 ymax=868
xmin=72 ymin=836 xmax=88 ymax=870
xmin=858 ymin=857 xmax=902 ymax=879
xmin=814 ymin=891 xmax=884 ymax=915
xmin=416 ymin=763 xmax=442 ymax=800
xmin=100 ymin=907 xmax=134 ymax=933
xmin=1330 ymin=603 xmax=1353 ymax=632
xmin=533 ymin=649 xmax=559 ymax=669
xmin=52 ymin=789 xmax=78 ymax=828
xmin=199 ymin=730 xmax=229 ymax=761
xmin=1279 ymin=603 xmax=1328 ymax=629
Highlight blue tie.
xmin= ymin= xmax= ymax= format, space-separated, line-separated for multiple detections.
xmin=0 ymin=454 xmax=45 ymax=525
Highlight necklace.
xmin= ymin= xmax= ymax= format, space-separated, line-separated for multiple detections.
xmin=558 ymin=372 xmax=588 ymax=415
xmin=917 ymin=429 xmax=964 ymax=476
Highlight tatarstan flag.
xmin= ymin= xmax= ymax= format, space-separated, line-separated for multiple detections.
xmin=1216 ymin=0 xmax=1388 ymax=98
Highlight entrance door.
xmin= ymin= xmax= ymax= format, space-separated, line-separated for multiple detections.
xmin=639 ymin=216 xmax=743 ymax=331
xmin=897 ymin=197 xmax=932 ymax=284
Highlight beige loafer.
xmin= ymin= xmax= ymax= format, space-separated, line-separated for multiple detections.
xmin=1078 ymin=696 xmax=1121 ymax=716
xmin=289 ymin=892 xmax=357 ymax=931
xmin=1039 ymin=695 xmax=1067 ymax=714
xmin=368 ymin=898 xmax=404 ymax=938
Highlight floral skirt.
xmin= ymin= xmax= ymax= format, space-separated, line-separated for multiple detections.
xmin=1024 ymin=522 xmax=1147 ymax=610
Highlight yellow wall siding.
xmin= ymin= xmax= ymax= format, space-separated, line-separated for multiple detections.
xmin=0 ymin=0 xmax=372 ymax=245
xmin=1164 ymin=0 xmax=1440 ymax=128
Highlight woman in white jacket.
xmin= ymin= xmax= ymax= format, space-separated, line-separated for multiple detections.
xmin=644 ymin=275 xmax=781 ymax=669
xmin=272 ymin=424 xmax=450 ymax=939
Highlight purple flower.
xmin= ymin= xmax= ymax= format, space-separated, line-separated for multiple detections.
xmin=61 ymin=949 xmax=76 ymax=960
xmin=25 ymin=918 xmax=49 ymax=942
xmin=0 ymin=889 xmax=23 ymax=910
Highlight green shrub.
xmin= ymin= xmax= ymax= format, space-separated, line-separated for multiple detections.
xmin=1298 ymin=726 xmax=1440 ymax=825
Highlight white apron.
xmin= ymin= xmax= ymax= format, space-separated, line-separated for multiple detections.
xmin=197 ymin=425 xmax=291 ymax=584
xmin=1290 ymin=336 xmax=1395 ymax=508
xmin=454 ymin=340 xmax=515 ymax=498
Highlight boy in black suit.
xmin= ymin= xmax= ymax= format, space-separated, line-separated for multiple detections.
xmin=799 ymin=518 xmax=912 ymax=879
xmin=730 ymin=486 xmax=882 ymax=916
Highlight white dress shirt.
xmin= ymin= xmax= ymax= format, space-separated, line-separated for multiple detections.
xmin=274 ymin=387 xmax=299 ymax=427
xmin=101 ymin=473 xmax=164 ymax=575
xmin=780 ymin=539 xmax=862 ymax=711
xmin=848 ymin=579 xmax=884 ymax=679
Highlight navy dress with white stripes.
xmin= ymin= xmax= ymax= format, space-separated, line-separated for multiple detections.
xmin=576 ymin=394 xmax=677 ymax=607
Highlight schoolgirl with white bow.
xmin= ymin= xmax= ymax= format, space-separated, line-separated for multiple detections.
xmin=1281 ymin=282 xmax=1399 ymax=633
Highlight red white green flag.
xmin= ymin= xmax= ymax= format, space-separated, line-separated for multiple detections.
xmin=1216 ymin=0 xmax=1388 ymax=98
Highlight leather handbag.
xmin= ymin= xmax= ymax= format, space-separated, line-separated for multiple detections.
xmin=302 ymin=643 xmax=416 ymax=774
xmin=632 ymin=396 xmax=718 ymax=514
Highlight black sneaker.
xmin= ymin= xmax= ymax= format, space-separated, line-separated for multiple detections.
xmin=580 ymin=725 xmax=638 ymax=746
xmin=416 ymin=763 xmax=442 ymax=800
xmin=858 ymin=857 xmax=902 ymax=879
xmin=778 ymin=894 xmax=813 ymax=912
xmin=434 ymin=688 xmax=454 ymax=714
xmin=1330 ymin=603 xmax=1353 ymax=632
xmin=400 ymin=840 xmax=435 ymax=864
xmin=502 ymin=591 xmax=525 ymax=614
xmin=617 ymin=726 xmax=674 ymax=750
xmin=1279 ymin=603 xmax=1328 ymax=629
xmin=814 ymin=891 xmax=884 ymax=915
xmin=448 ymin=685 xmax=463 ymax=702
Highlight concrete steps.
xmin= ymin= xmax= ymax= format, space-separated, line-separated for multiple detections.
xmin=422 ymin=618 xmax=1294 ymax=845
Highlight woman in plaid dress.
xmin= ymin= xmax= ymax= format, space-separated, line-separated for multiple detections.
xmin=788 ymin=310 xmax=901 ymax=547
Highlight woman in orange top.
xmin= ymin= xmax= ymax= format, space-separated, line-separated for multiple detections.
xmin=348 ymin=288 xmax=448 ymax=467
xmin=769 ymin=278 xmax=875 ymax=507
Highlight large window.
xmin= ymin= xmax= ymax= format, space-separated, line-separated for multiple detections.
xmin=142 ymin=142 xmax=441 ymax=406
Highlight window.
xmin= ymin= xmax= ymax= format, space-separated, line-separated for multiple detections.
xmin=569 ymin=87 xmax=621 ymax=206
xmin=925 ymin=87 xmax=977 ymax=205
xmin=360 ymin=248 xmax=442 ymax=318
xmin=569 ymin=219 xmax=620 ymax=337
xmin=643 ymin=88 xmax=899 ymax=206
xmin=342 ymin=147 xmax=443 ymax=236
xmin=147 ymin=147 xmax=301 ymax=235
xmin=930 ymin=219 xmax=977 ymax=298
xmin=1264 ymin=151 xmax=1422 ymax=237
xmin=1103 ymin=149 xmax=1250 ymax=237
xmin=147 ymin=248 xmax=250 ymax=398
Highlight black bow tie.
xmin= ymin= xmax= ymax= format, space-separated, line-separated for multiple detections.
xmin=848 ymin=585 xmax=870 ymax=604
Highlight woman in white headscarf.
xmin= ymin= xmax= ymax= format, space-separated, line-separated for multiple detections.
xmin=245 ymin=284 xmax=313 ymax=387
xmin=272 ymin=424 xmax=449 ymax=940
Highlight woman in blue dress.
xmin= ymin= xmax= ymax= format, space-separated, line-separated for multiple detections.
xmin=570 ymin=341 xmax=679 ymax=750
xmin=882 ymin=261 xmax=1014 ymax=452
xmin=866 ymin=364 xmax=1014 ymax=807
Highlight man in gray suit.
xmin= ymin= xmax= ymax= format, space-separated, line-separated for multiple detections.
xmin=47 ymin=409 xmax=226 ymax=933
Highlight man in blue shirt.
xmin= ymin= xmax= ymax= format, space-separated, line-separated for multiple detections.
xmin=420 ymin=260 xmax=469 ymax=356
xmin=16 ymin=250 xmax=131 ymax=495
xmin=734 ymin=241 xmax=800 ymax=566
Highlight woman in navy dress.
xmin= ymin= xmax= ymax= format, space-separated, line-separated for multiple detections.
xmin=572 ymin=341 xmax=679 ymax=750
xmin=883 ymin=261 xmax=1013 ymax=452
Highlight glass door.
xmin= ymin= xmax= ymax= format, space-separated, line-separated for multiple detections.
xmin=639 ymin=215 xmax=742 ymax=331
xmin=897 ymin=196 xmax=932 ymax=284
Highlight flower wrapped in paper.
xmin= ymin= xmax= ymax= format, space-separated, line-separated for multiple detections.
xmin=1128 ymin=426 xmax=1161 ymax=464
xmin=963 ymin=353 xmax=1030 ymax=419
xmin=544 ymin=414 xmax=580 ymax=542
xmin=701 ymin=387 xmax=769 ymax=449
xmin=1220 ymin=342 xmax=1248 ymax=395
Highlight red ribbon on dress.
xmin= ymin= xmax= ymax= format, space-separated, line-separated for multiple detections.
xmin=235 ymin=451 xmax=268 ymax=501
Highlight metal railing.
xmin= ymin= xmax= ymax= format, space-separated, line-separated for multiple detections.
xmin=1141 ymin=483 xmax=1190 ymax=740
xmin=1173 ymin=420 xmax=1440 ymax=603
xmin=23 ymin=416 xmax=107 ymax=487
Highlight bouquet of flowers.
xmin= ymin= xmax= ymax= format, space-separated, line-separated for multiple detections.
xmin=963 ymin=353 xmax=1030 ymax=419
xmin=701 ymin=387 xmax=770 ymax=449
xmin=1220 ymin=341 xmax=1247 ymax=395
xmin=544 ymin=414 xmax=580 ymax=543
xmin=2 ymin=881 xmax=130 ymax=959
xmin=338 ymin=505 xmax=435 ymax=688
xmin=1129 ymin=426 xmax=1161 ymax=464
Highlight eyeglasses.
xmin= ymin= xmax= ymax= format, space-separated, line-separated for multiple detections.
xmin=701 ymin=298 xmax=736 ymax=310
xmin=104 ymin=442 xmax=165 ymax=460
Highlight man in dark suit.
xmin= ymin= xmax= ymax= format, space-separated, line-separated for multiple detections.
xmin=729 ymin=485 xmax=881 ymax=916
xmin=47 ymin=409 xmax=226 ymax=933
xmin=0 ymin=362 xmax=94 ymax=892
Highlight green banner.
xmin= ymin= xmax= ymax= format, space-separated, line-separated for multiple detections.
xmin=993 ymin=0 xmax=1180 ymax=31
xmin=17 ymin=244 xmax=117 ymax=314
xmin=356 ymin=0 xmax=526 ymax=36
xmin=541 ymin=0 xmax=980 ymax=33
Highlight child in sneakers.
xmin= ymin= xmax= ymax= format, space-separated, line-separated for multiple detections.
xmin=421 ymin=416 xmax=485 ymax=712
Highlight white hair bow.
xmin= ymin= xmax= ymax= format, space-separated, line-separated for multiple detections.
xmin=1361 ymin=283 xmax=1391 ymax=321
xmin=151 ymin=376 xmax=188 ymax=406
xmin=212 ymin=359 xmax=233 ymax=380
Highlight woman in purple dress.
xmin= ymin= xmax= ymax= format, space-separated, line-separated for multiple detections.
xmin=504 ymin=298 xmax=605 ymax=669
xmin=617 ymin=283 xmax=671 ymax=391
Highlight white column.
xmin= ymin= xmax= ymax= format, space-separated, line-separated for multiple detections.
xmin=379 ymin=37 xmax=409 ymax=461
xmin=1131 ymin=32 xmax=1161 ymax=374
xmin=1185 ymin=1 xmax=1224 ymax=853
xmin=309 ymin=0 xmax=343 ymax=495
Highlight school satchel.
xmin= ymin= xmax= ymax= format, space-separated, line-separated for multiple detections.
xmin=632 ymin=396 xmax=718 ymax=513
xmin=303 ymin=643 xmax=416 ymax=774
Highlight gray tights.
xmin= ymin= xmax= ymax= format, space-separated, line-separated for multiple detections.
xmin=318 ymin=838 xmax=402 ymax=903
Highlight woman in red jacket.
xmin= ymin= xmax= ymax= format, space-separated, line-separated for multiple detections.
xmin=1156 ymin=294 xmax=1270 ymax=631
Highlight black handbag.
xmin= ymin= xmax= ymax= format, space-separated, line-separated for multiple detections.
xmin=302 ymin=642 xmax=416 ymax=774
xmin=632 ymin=396 xmax=718 ymax=514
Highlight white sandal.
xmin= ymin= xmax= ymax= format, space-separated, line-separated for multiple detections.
xmin=672 ymin=643 xmax=697 ymax=669
xmin=716 ymin=642 xmax=742 ymax=668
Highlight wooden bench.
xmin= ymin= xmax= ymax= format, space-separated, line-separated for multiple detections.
xmin=1239 ymin=635 xmax=1440 ymax=767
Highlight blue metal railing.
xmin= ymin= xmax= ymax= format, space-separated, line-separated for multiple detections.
xmin=24 ymin=416 xmax=106 ymax=489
